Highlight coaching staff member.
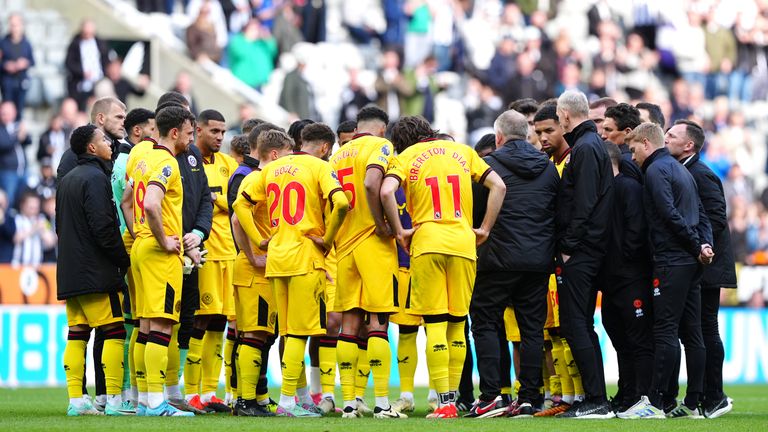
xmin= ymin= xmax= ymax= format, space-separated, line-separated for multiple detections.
xmin=553 ymin=90 xmax=615 ymax=418
xmin=57 ymin=124 xmax=131 ymax=415
xmin=468 ymin=110 xmax=559 ymax=418
xmin=665 ymin=120 xmax=736 ymax=418
xmin=627 ymin=122 xmax=713 ymax=418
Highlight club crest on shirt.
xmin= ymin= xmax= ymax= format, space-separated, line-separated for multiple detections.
xmin=187 ymin=155 xmax=197 ymax=167
xmin=219 ymin=166 xmax=229 ymax=178
xmin=381 ymin=145 xmax=391 ymax=156
xmin=162 ymin=165 xmax=173 ymax=178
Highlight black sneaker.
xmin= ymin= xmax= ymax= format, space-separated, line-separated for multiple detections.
xmin=557 ymin=399 xmax=615 ymax=419
xmin=663 ymin=398 xmax=678 ymax=414
xmin=507 ymin=401 xmax=535 ymax=418
xmin=237 ymin=399 xmax=276 ymax=417
xmin=703 ymin=396 xmax=733 ymax=419
xmin=464 ymin=396 xmax=508 ymax=418
xmin=456 ymin=398 xmax=474 ymax=412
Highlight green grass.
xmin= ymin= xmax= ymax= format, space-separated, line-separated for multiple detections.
xmin=0 ymin=386 xmax=766 ymax=431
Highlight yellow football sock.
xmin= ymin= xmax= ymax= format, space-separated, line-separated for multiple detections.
xmin=238 ymin=337 xmax=263 ymax=400
xmin=355 ymin=343 xmax=370 ymax=398
xmin=122 ymin=321 xmax=134 ymax=391
xmin=298 ymin=362 xmax=307 ymax=390
xmin=367 ymin=331 xmax=391 ymax=398
xmin=128 ymin=327 xmax=138 ymax=390
xmin=542 ymin=361 xmax=550 ymax=396
xmin=184 ymin=328 xmax=204 ymax=396
xmin=336 ymin=334 xmax=359 ymax=403
xmin=224 ymin=328 xmax=236 ymax=396
xmin=501 ymin=386 xmax=512 ymax=395
xmin=134 ymin=332 xmax=148 ymax=394
xmin=562 ymin=339 xmax=584 ymax=396
xmin=201 ymin=329 xmax=224 ymax=395
xmin=281 ymin=336 xmax=307 ymax=397
xmin=424 ymin=321 xmax=449 ymax=394
xmin=514 ymin=379 xmax=521 ymax=396
xmin=144 ymin=331 xmax=171 ymax=395
xmin=164 ymin=325 xmax=180 ymax=387
xmin=64 ymin=329 xmax=89 ymax=399
xmin=551 ymin=334 xmax=573 ymax=398
xmin=397 ymin=331 xmax=418 ymax=394
xmin=102 ymin=328 xmax=126 ymax=396
xmin=446 ymin=321 xmax=466 ymax=391
xmin=318 ymin=338 xmax=337 ymax=395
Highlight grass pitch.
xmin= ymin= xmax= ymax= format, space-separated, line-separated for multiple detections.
xmin=0 ymin=386 xmax=766 ymax=431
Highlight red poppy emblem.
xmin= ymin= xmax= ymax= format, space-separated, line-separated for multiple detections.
xmin=633 ymin=299 xmax=643 ymax=308
xmin=653 ymin=278 xmax=660 ymax=288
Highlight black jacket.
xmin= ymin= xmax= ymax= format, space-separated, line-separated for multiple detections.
xmin=642 ymin=148 xmax=713 ymax=266
xmin=178 ymin=144 xmax=212 ymax=239
xmin=682 ymin=153 xmax=737 ymax=289
xmin=58 ymin=134 xmax=121 ymax=179
xmin=0 ymin=122 xmax=31 ymax=172
xmin=474 ymin=139 xmax=559 ymax=273
xmin=556 ymin=120 xmax=614 ymax=255
xmin=618 ymin=143 xmax=643 ymax=184
xmin=603 ymin=173 xmax=651 ymax=281
xmin=56 ymin=154 xmax=129 ymax=300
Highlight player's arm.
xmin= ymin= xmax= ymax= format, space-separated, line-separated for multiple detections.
xmin=231 ymin=212 xmax=265 ymax=268
xmin=232 ymin=193 xmax=264 ymax=252
xmin=211 ymin=187 xmax=229 ymax=212
xmin=364 ymin=166 xmax=391 ymax=237
xmin=144 ymin=183 xmax=180 ymax=254
xmin=474 ymin=170 xmax=506 ymax=246
xmin=323 ymin=189 xmax=350 ymax=250
xmin=381 ymin=175 xmax=415 ymax=250
xmin=121 ymin=181 xmax=134 ymax=238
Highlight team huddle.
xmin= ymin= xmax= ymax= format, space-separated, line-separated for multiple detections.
xmin=55 ymin=88 xmax=735 ymax=420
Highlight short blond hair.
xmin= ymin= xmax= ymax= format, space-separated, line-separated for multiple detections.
xmin=627 ymin=122 xmax=664 ymax=148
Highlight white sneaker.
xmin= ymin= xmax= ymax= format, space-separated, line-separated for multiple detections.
xmin=391 ymin=397 xmax=415 ymax=413
xmin=427 ymin=396 xmax=438 ymax=412
xmin=356 ymin=397 xmax=373 ymax=414
xmin=373 ymin=405 xmax=407 ymax=418
xmin=617 ymin=396 xmax=666 ymax=419
xmin=318 ymin=396 xmax=336 ymax=414
xmin=342 ymin=405 xmax=362 ymax=418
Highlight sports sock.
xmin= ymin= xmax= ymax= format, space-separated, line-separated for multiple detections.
xmin=128 ymin=326 xmax=139 ymax=394
xmin=164 ymin=325 xmax=180 ymax=388
xmin=281 ymin=336 xmax=308 ymax=398
xmin=224 ymin=327 xmax=237 ymax=398
xmin=367 ymin=331 xmax=391 ymax=405
xmin=336 ymin=333 xmax=359 ymax=406
xmin=318 ymin=337 xmax=337 ymax=395
xmin=551 ymin=334 xmax=573 ymax=402
xmin=446 ymin=320 xmax=466 ymax=392
xmin=239 ymin=337 xmax=264 ymax=400
xmin=201 ymin=328 xmax=224 ymax=397
xmin=122 ymin=320 xmax=134 ymax=393
xmin=134 ymin=332 xmax=148 ymax=404
xmin=298 ymin=362 xmax=308 ymax=391
xmin=355 ymin=340 xmax=370 ymax=398
xmin=145 ymin=331 xmax=171 ymax=409
xmin=102 ymin=326 xmax=127 ymax=397
xmin=256 ymin=335 xmax=275 ymax=400
xmin=424 ymin=321 xmax=450 ymax=405
xmin=64 ymin=329 xmax=90 ymax=399
xmin=310 ymin=367 xmax=321 ymax=394
xmin=562 ymin=339 xmax=584 ymax=398
xmin=183 ymin=327 xmax=205 ymax=399
xmin=397 ymin=330 xmax=418 ymax=394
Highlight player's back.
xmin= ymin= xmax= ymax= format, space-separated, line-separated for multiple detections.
xmin=262 ymin=153 xmax=341 ymax=277
xmin=329 ymin=133 xmax=393 ymax=257
xmin=202 ymin=151 xmax=239 ymax=260
xmin=132 ymin=144 xmax=183 ymax=244
xmin=235 ymin=169 xmax=270 ymax=281
xmin=392 ymin=139 xmax=491 ymax=260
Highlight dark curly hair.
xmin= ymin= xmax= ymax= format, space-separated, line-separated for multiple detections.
xmin=391 ymin=116 xmax=437 ymax=152
xmin=604 ymin=103 xmax=641 ymax=132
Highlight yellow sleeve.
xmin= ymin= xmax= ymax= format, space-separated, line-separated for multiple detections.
xmin=318 ymin=161 xmax=343 ymax=199
xmin=232 ymin=171 xmax=264 ymax=246
xmin=365 ymin=139 xmax=394 ymax=173
xmin=385 ymin=154 xmax=406 ymax=183
xmin=469 ymin=147 xmax=492 ymax=183
xmin=147 ymin=157 xmax=177 ymax=192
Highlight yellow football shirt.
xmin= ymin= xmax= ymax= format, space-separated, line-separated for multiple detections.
xmin=233 ymin=169 xmax=269 ymax=284
xmin=329 ymin=133 xmax=394 ymax=258
xmin=132 ymin=144 xmax=184 ymax=245
xmin=386 ymin=139 xmax=491 ymax=261
xmin=247 ymin=152 xmax=343 ymax=277
xmin=551 ymin=148 xmax=571 ymax=178
xmin=202 ymin=152 xmax=239 ymax=260
xmin=124 ymin=139 xmax=155 ymax=188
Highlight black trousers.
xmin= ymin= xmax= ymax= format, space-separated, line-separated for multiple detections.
xmin=458 ymin=321 xmax=475 ymax=400
xmin=556 ymin=251 xmax=606 ymax=401
xmin=177 ymin=268 xmax=200 ymax=350
xmin=701 ymin=288 xmax=725 ymax=402
xmin=601 ymin=274 xmax=654 ymax=404
xmin=470 ymin=270 xmax=548 ymax=403
xmin=649 ymin=263 xmax=705 ymax=409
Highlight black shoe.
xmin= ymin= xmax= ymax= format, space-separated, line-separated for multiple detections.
xmin=501 ymin=394 xmax=514 ymax=405
xmin=237 ymin=399 xmax=276 ymax=417
xmin=663 ymin=398 xmax=678 ymax=414
xmin=557 ymin=399 xmax=615 ymax=419
xmin=507 ymin=401 xmax=535 ymax=418
xmin=456 ymin=398 xmax=474 ymax=412
xmin=232 ymin=397 xmax=246 ymax=416
xmin=703 ymin=396 xmax=733 ymax=419
xmin=464 ymin=396 xmax=507 ymax=418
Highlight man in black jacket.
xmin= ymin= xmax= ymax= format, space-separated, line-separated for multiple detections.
xmin=553 ymin=90 xmax=615 ymax=418
xmin=626 ymin=122 xmax=714 ymax=418
xmin=665 ymin=119 xmax=737 ymax=418
xmin=56 ymin=125 xmax=131 ymax=416
xmin=467 ymin=110 xmax=559 ymax=418
xmin=600 ymin=143 xmax=654 ymax=416
xmin=601 ymin=103 xmax=643 ymax=183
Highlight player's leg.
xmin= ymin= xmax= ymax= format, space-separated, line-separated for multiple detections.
xmin=224 ymin=321 xmax=237 ymax=405
xmin=392 ymin=324 xmax=418 ymax=412
xmin=446 ymin=315 xmax=467 ymax=403
xmin=354 ymin=327 xmax=371 ymax=411
xmin=700 ymin=287 xmax=732 ymax=418
xmin=92 ymin=327 xmax=106 ymax=411
xmin=200 ymin=316 xmax=229 ymax=410
xmin=677 ymin=275 xmax=706 ymax=413
xmin=164 ymin=324 xmax=182 ymax=402
xmin=335 ymin=249 xmax=365 ymax=416
xmin=63 ymin=295 xmax=98 ymax=416
xmin=317 ymin=311 xmax=341 ymax=413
